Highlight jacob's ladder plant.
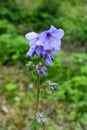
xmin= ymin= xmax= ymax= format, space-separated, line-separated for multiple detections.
xmin=25 ymin=25 xmax=64 ymax=130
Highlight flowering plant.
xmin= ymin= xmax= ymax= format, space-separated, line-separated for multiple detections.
xmin=25 ymin=25 xmax=64 ymax=129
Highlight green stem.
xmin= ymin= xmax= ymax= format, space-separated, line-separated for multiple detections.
xmin=35 ymin=58 xmax=40 ymax=130
xmin=35 ymin=74 xmax=40 ymax=114
xmin=35 ymin=58 xmax=40 ymax=114
xmin=34 ymin=73 xmax=40 ymax=130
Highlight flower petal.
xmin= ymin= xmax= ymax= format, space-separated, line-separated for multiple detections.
xmin=35 ymin=39 xmax=43 ymax=46
xmin=43 ymin=40 xmax=51 ymax=50
xmin=36 ymin=46 xmax=43 ymax=58
xmin=52 ymin=29 xmax=64 ymax=39
xmin=27 ymin=46 xmax=36 ymax=57
xmin=41 ymin=67 xmax=46 ymax=76
xmin=48 ymin=25 xmax=57 ymax=33
xmin=30 ymin=39 xmax=38 ymax=47
xmin=50 ymin=39 xmax=61 ymax=51
xmin=45 ymin=55 xmax=52 ymax=66
xmin=37 ymin=69 xmax=40 ymax=75
xmin=39 ymin=31 xmax=47 ymax=41
xmin=25 ymin=32 xmax=38 ymax=40
xmin=36 ymin=65 xmax=40 ymax=75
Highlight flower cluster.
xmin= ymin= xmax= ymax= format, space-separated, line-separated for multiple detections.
xmin=25 ymin=25 xmax=64 ymax=66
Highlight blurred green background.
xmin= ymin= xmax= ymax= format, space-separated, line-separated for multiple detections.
xmin=0 ymin=0 xmax=87 ymax=130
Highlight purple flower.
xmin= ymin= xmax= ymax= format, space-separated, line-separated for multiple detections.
xmin=38 ymin=25 xmax=64 ymax=66
xmin=36 ymin=63 xmax=47 ymax=76
xmin=43 ymin=48 xmax=56 ymax=66
xmin=25 ymin=32 xmax=44 ymax=58
xmin=25 ymin=25 xmax=64 ymax=66
xmin=39 ymin=25 xmax=64 ymax=51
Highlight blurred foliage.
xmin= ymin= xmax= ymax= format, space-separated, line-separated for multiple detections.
xmin=1 ymin=0 xmax=87 ymax=45
xmin=0 ymin=33 xmax=28 ymax=65
xmin=48 ymin=52 xmax=87 ymax=128
xmin=0 ymin=52 xmax=87 ymax=129
xmin=27 ymin=0 xmax=63 ymax=31
xmin=0 ymin=0 xmax=87 ymax=64
xmin=0 ymin=0 xmax=25 ymax=23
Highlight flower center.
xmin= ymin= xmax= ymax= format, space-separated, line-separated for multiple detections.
xmin=47 ymin=50 xmax=52 ymax=53
xmin=47 ymin=33 xmax=51 ymax=39
xmin=38 ymin=45 xmax=42 ymax=48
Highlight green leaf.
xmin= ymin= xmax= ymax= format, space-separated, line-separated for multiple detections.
xmin=30 ymin=119 xmax=38 ymax=130
xmin=30 ymin=119 xmax=44 ymax=130
xmin=5 ymin=83 xmax=17 ymax=91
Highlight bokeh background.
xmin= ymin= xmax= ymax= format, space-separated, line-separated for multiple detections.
xmin=0 ymin=0 xmax=87 ymax=130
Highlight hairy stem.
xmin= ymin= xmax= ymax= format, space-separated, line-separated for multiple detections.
xmin=34 ymin=74 xmax=40 ymax=130
xmin=35 ymin=74 xmax=40 ymax=114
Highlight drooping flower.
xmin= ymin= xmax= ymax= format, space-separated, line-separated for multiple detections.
xmin=39 ymin=25 xmax=64 ymax=52
xmin=36 ymin=63 xmax=47 ymax=76
xmin=43 ymin=48 xmax=56 ymax=66
xmin=25 ymin=25 xmax=64 ymax=66
xmin=38 ymin=25 xmax=64 ymax=65
xmin=25 ymin=32 xmax=44 ymax=58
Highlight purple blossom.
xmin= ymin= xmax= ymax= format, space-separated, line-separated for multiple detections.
xmin=39 ymin=25 xmax=64 ymax=51
xmin=25 ymin=25 xmax=64 ymax=66
xmin=39 ymin=25 xmax=64 ymax=66
xmin=43 ymin=48 xmax=56 ymax=66
xmin=36 ymin=63 xmax=47 ymax=76
xmin=25 ymin=32 xmax=44 ymax=58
